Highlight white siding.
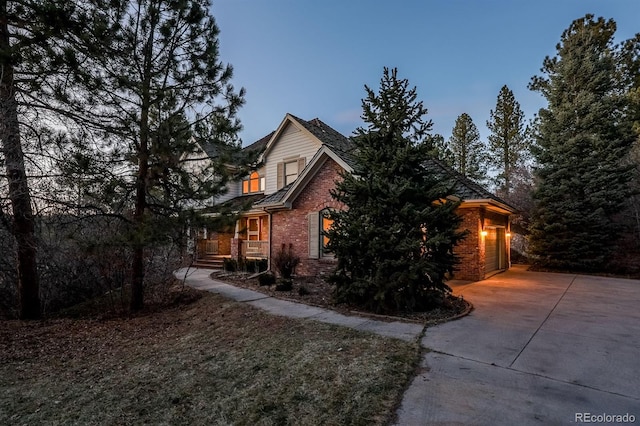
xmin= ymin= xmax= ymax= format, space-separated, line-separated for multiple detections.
xmin=264 ymin=123 xmax=321 ymax=194
xmin=213 ymin=180 xmax=242 ymax=204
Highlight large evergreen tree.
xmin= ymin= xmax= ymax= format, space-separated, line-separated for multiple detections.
xmin=486 ymin=85 xmax=529 ymax=196
xmin=327 ymin=68 xmax=465 ymax=314
xmin=0 ymin=0 xmax=85 ymax=319
xmin=528 ymin=15 xmax=638 ymax=271
xmin=56 ymin=0 xmax=247 ymax=311
xmin=447 ymin=113 xmax=488 ymax=184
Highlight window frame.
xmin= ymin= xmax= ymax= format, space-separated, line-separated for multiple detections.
xmin=320 ymin=208 xmax=334 ymax=257
xmin=242 ymin=171 xmax=265 ymax=194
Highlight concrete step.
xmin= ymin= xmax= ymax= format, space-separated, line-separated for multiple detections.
xmin=193 ymin=257 xmax=225 ymax=269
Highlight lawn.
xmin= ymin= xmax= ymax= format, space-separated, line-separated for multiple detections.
xmin=0 ymin=289 xmax=421 ymax=425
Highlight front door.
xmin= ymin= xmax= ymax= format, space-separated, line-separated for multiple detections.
xmin=248 ymin=218 xmax=260 ymax=241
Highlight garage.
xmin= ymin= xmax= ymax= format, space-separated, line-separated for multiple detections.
xmin=485 ymin=227 xmax=507 ymax=274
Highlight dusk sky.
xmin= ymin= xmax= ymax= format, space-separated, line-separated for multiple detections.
xmin=212 ymin=1 xmax=640 ymax=146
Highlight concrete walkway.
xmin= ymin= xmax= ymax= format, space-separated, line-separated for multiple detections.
xmin=395 ymin=265 xmax=640 ymax=425
xmin=174 ymin=267 xmax=424 ymax=342
xmin=176 ymin=266 xmax=640 ymax=424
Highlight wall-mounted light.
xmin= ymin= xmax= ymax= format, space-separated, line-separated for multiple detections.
xmin=481 ymin=230 xmax=488 ymax=237
xmin=506 ymin=232 xmax=511 ymax=237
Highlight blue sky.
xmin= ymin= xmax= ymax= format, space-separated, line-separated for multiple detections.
xmin=212 ymin=0 xmax=640 ymax=146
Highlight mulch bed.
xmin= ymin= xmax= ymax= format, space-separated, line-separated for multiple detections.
xmin=211 ymin=271 xmax=472 ymax=325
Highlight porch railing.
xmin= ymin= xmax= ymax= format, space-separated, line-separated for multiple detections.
xmin=205 ymin=240 xmax=219 ymax=255
xmin=241 ymin=240 xmax=269 ymax=258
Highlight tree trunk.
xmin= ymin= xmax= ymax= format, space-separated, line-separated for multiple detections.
xmin=0 ymin=1 xmax=41 ymax=319
xmin=129 ymin=5 xmax=158 ymax=312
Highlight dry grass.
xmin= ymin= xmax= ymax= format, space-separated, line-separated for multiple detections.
xmin=0 ymin=289 xmax=420 ymax=425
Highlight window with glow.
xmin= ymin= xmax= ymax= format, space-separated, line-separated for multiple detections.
xmin=321 ymin=209 xmax=334 ymax=255
xmin=242 ymin=172 xmax=264 ymax=194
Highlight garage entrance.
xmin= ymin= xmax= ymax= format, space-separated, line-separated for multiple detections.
xmin=485 ymin=227 xmax=506 ymax=274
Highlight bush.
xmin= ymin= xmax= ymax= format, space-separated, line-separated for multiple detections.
xmin=275 ymin=279 xmax=293 ymax=292
xmin=258 ymin=272 xmax=276 ymax=287
xmin=273 ymin=243 xmax=300 ymax=279
xmin=223 ymin=258 xmax=238 ymax=272
xmin=298 ymin=285 xmax=310 ymax=296
xmin=244 ymin=258 xmax=268 ymax=274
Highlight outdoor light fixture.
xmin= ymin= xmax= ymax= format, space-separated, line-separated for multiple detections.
xmin=481 ymin=230 xmax=488 ymax=237
xmin=506 ymin=232 xmax=511 ymax=237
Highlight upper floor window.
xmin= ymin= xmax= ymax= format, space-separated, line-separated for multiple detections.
xmin=277 ymin=157 xmax=306 ymax=190
xmin=242 ymin=171 xmax=265 ymax=194
xmin=285 ymin=160 xmax=299 ymax=185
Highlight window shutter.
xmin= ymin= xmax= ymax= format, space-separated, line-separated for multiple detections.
xmin=276 ymin=162 xmax=284 ymax=190
xmin=308 ymin=212 xmax=319 ymax=259
xmin=297 ymin=157 xmax=306 ymax=174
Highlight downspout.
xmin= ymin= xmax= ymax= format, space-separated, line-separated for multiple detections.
xmin=267 ymin=209 xmax=273 ymax=272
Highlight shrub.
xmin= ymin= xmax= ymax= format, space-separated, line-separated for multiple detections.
xmin=298 ymin=286 xmax=310 ymax=296
xmin=275 ymin=279 xmax=293 ymax=292
xmin=223 ymin=258 xmax=238 ymax=272
xmin=258 ymin=272 xmax=276 ymax=287
xmin=273 ymin=243 xmax=300 ymax=279
xmin=245 ymin=258 xmax=268 ymax=274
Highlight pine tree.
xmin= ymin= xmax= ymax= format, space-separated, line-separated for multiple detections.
xmin=528 ymin=15 xmax=637 ymax=271
xmin=447 ymin=113 xmax=488 ymax=184
xmin=327 ymin=68 xmax=465 ymax=314
xmin=0 ymin=0 xmax=84 ymax=319
xmin=486 ymin=85 xmax=529 ymax=196
xmin=429 ymin=133 xmax=454 ymax=167
xmin=57 ymin=0 xmax=246 ymax=311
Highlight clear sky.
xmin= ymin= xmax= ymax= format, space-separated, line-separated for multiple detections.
xmin=212 ymin=0 xmax=640 ymax=146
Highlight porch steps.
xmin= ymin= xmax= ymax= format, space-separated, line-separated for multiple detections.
xmin=193 ymin=256 xmax=226 ymax=269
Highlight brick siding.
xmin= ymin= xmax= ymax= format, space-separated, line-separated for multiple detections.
xmin=270 ymin=157 xmax=510 ymax=281
xmin=270 ymin=158 xmax=344 ymax=276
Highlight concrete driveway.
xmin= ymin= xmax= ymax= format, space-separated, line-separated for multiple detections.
xmin=396 ymin=265 xmax=640 ymax=425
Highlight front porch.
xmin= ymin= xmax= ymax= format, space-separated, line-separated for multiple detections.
xmin=194 ymin=214 xmax=270 ymax=268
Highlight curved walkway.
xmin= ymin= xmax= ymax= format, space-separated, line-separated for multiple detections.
xmin=177 ymin=266 xmax=640 ymax=425
xmin=174 ymin=267 xmax=424 ymax=342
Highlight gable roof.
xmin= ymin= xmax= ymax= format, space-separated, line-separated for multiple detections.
xmin=235 ymin=114 xmax=516 ymax=214
xmin=289 ymin=115 xmax=355 ymax=154
xmin=242 ymin=131 xmax=272 ymax=156
xmin=422 ymin=157 xmax=516 ymax=213
xmin=258 ymin=113 xmax=355 ymax=161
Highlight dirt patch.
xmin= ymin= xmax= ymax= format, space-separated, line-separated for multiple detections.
xmin=212 ymin=271 xmax=472 ymax=324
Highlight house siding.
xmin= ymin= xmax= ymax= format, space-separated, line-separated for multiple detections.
xmin=264 ymin=122 xmax=322 ymax=195
xmin=270 ymin=158 xmax=344 ymax=276
xmin=213 ymin=180 xmax=242 ymax=204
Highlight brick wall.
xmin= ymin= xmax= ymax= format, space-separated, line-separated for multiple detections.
xmin=454 ymin=208 xmax=483 ymax=281
xmin=270 ymin=158 xmax=344 ymax=276
xmin=453 ymin=207 xmax=511 ymax=281
xmin=269 ymin=156 xmax=511 ymax=281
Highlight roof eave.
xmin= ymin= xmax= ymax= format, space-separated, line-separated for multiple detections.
xmin=459 ymin=199 xmax=517 ymax=215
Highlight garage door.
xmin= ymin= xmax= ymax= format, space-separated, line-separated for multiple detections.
xmin=485 ymin=228 xmax=506 ymax=273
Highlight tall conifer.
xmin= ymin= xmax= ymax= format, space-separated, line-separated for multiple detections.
xmin=447 ymin=113 xmax=488 ymax=185
xmin=487 ymin=85 xmax=529 ymax=196
xmin=327 ymin=68 xmax=465 ymax=313
xmin=529 ymin=15 xmax=637 ymax=270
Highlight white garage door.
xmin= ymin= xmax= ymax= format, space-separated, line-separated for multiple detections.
xmin=485 ymin=228 xmax=506 ymax=273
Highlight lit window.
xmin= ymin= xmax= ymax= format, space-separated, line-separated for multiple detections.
xmin=242 ymin=171 xmax=263 ymax=194
xmin=321 ymin=209 xmax=334 ymax=256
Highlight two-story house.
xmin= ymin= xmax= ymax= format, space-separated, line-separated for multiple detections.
xmin=191 ymin=113 xmax=516 ymax=281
